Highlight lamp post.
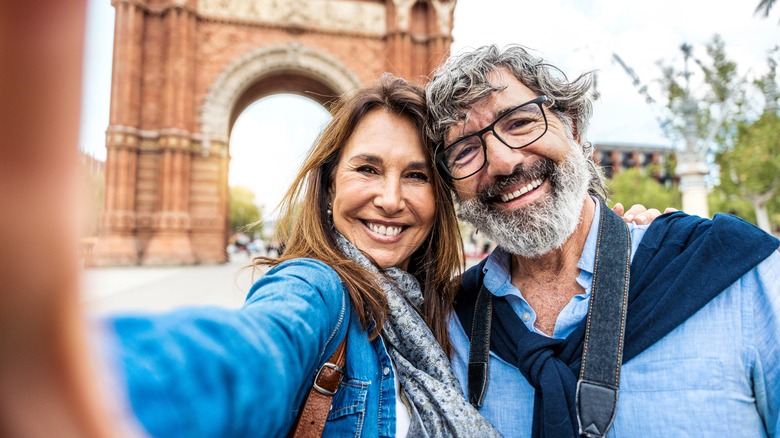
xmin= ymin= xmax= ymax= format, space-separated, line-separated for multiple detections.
xmin=675 ymin=43 xmax=710 ymax=218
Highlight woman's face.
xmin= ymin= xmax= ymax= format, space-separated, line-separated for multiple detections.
xmin=330 ymin=109 xmax=436 ymax=270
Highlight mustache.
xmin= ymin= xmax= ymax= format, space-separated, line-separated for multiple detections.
xmin=475 ymin=160 xmax=556 ymax=202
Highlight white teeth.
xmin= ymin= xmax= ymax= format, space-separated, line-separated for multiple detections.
xmin=367 ymin=222 xmax=402 ymax=236
xmin=500 ymin=179 xmax=543 ymax=202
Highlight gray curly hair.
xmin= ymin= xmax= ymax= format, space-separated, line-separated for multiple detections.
xmin=425 ymin=44 xmax=608 ymax=200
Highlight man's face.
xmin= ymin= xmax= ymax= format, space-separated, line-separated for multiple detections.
xmin=444 ymin=68 xmax=591 ymax=257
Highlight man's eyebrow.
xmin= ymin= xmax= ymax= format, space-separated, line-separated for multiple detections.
xmin=493 ymin=105 xmax=516 ymax=120
xmin=453 ymin=104 xmax=519 ymax=139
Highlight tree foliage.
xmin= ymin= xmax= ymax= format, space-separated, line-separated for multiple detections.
xmin=651 ymin=36 xmax=780 ymax=233
xmin=229 ymin=185 xmax=263 ymax=234
xmin=716 ymin=111 xmax=780 ymax=231
xmin=755 ymin=0 xmax=779 ymax=22
xmin=655 ymin=35 xmax=745 ymax=156
xmin=712 ymin=47 xmax=780 ymax=233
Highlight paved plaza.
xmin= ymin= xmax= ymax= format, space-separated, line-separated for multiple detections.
xmin=81 ymin=254 xmax=484 ymax=317
xmin=81 ymin=254 xmax=259 ymax=316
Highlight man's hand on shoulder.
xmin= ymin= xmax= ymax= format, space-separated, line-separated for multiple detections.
xmin=612 ymin=202 xmax=678 ymax=225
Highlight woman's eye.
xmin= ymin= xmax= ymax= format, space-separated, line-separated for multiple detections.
xmin=407 ymin=171 xmax=430 ymax=182
xmin=356 ymin=165 xmax=378 ymax=174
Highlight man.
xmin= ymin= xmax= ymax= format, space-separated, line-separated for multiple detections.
xmin=426 ymin=45 xmax=780 ymax=437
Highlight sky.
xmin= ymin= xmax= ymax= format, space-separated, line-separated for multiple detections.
xmin=78 ymin=0 xmax=779 ymax=218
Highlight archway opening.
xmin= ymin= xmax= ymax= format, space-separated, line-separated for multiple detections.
xmin=228 ymin=94 xmax=332 ymax=241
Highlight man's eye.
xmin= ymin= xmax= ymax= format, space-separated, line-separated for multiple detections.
xmin=504 ymin=117 xmax=533 ymax=132
xmin=449 ymin=142 xmax=480 ymax=166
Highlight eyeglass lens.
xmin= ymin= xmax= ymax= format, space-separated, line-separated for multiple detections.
xmin=440 ymin=99 xmax=547 ymax=180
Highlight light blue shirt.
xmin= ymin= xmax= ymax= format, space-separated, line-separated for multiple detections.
xmin=449 ymin=205 xmax=780 ymax=437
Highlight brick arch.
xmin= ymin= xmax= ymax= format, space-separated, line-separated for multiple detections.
xmin=89 ymin=0 xmax=456 ymax=266
xmin=200 ymin=43 xmax=361 ymax=146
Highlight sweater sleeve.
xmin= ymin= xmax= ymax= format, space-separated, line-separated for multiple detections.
xmin=105 ymin=258 xmax=349 ymax=437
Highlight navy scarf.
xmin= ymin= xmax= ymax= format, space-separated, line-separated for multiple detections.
xmin=457 ymin=212 xmax=779 ymax=438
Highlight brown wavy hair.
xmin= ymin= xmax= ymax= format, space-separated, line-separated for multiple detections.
xmin=252 ymin=73 xmax=463 ymax=354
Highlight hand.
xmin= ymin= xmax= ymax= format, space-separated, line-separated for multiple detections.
xmin=612 ymin=203 xmax=677 ymax=225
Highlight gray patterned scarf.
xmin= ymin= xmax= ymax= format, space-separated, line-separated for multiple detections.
xmin=334 ymin=232 xmax=501 ymax=437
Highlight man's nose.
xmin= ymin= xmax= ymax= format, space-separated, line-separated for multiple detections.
xmin=483 ymin=133 xmax=527 ymax=178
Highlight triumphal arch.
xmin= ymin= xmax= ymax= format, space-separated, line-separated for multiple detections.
xmin=90 ymin=0 xmax=457 ymax=266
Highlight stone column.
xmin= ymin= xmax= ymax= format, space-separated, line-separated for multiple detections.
xmin=387 ymin=0 xmax=413 ymax=79
xmin=676 ymin=150 xmax=710 ymax=218
xmin=429 ymin=0 xmax=455 ymax=74
xmin=142 ymin=2 xmax=198 ymax=264
xmin=90 ymin=0 xmax=145 ymax=266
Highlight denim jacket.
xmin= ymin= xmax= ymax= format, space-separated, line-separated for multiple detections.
xmin=107 ymin=258 xmax=398 ymax=437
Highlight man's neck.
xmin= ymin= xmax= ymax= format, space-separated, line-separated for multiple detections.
xmin=509 ymin=196 xmax=596 ymax=335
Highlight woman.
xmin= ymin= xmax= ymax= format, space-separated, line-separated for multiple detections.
xmin=107 ymin=74 xmax=501 ymax=437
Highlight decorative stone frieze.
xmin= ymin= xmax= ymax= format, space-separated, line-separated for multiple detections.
xmin=197 ymin=0 xmax=386 ymax=36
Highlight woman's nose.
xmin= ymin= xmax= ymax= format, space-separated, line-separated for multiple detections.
xmin=374 ymin=177 xmax=404 ymax=213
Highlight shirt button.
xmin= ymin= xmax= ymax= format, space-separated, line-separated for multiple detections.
xmin=522 ymin=312 xmax=531 ymax=322
xmin=383 ymin=366 xmax=390 ymax=376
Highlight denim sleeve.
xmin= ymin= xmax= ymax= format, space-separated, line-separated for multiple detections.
xmin=107 ymin=258 xmax=349 ymax=437
xmin=750 ymin=250 xmax=780 ymax=437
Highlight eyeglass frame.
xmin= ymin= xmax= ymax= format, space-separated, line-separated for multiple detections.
xmin=435 ymin=95 xmax=550 ymax=181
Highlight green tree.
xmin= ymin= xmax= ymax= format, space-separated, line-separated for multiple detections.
xmin=229 ymin=185 xmax=263 ymax=234
xmin=711 ymin=48 xmax=780 ymax=233
xmin=655 ymin=35 xmax=745 ymax=155
xmin=607 ymin=167 xmax=681 ymax=212
xmin=645 ymin=37 xmax=780 ymax=231
xmin=715 ymin=111 xmax=780 ymax=232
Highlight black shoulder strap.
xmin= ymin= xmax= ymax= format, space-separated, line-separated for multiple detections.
xmin=453 ymin=258 xmax=490 ymax=407
xmin=576 ymin=202 xmax=631 ymax=438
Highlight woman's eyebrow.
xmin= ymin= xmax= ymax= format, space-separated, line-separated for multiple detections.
xmin=406 ymin=161 xmax=429 ymax=171
xmin=349 ymin=154 xmax=382 ymax=164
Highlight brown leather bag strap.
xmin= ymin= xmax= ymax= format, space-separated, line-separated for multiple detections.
xmin=289 ymin=338 xmax=347 ymax=438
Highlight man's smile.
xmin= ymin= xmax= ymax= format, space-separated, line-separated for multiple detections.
xmin=499 ymin=178 xmax=544 ymax=203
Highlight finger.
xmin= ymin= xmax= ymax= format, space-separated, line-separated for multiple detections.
xmin=624 ymin=204 xmax=649 ymax=218
xmin=611 ymin=202 xmax=625 ymax=217
xmin=664 ymin=207 xmax=678 ymax=213
xmin=632 ymin=208 xmax=662 ymax=225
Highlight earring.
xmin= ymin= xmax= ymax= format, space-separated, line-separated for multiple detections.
xmin=327 ymin=203 xmax=333 ymax=217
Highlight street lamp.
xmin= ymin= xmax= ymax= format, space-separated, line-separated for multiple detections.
xmin=675 ymin=43 xmax=710 ymax=218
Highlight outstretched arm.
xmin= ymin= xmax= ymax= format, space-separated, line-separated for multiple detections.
xmin=0 ymin=1 xmax=120 ymax=436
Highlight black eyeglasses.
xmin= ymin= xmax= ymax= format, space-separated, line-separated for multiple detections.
xmin=435 ymin=96 xmax=549 ymax=180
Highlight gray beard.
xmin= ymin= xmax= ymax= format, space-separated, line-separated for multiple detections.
xmin=457 ymin=148 xmax=591 ymax=258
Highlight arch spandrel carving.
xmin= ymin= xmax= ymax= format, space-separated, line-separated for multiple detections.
xmin=200 ymin=43 xmax=362 ymax=146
